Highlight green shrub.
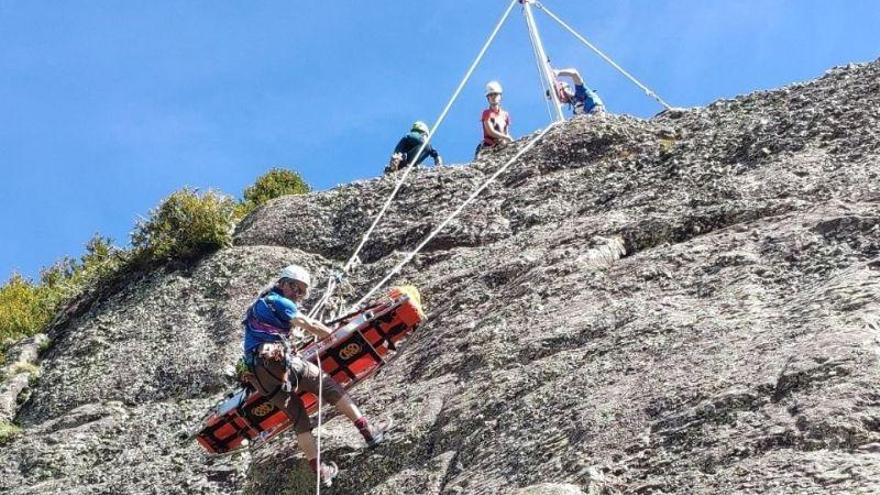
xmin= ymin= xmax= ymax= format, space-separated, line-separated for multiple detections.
xmin=64 ymin=236 xmax=124 ymax=297
xmin=37 ymin=337 xmax=54 ymax=356
xmin=132 ymin=188 xmax=236 ymax=262
xmin=0 ymin=235 xmax=124 ymax=362
xmin=77 ymin=235 xmax=123 ymax=281
xmin=0 ymin=275 xmax=52 ymax=349
xmin=237 ymin=168 xmax=311 ymax=218
xmin=0 ymin=421 xmax=21 ymax=445
xmin=38 ymin=257 xmax=82 ymax=314
xmin=39 ymin=235 xmax=124 ymax=316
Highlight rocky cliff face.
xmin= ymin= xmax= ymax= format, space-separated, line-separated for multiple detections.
xmin=1 ymin=60 xmax=879 ymax=495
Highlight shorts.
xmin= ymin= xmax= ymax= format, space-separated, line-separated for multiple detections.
xmin=251 ymin=347 xmax=346 ymax=434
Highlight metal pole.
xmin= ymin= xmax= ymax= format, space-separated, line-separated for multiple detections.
xmin=521 ymin=0 xmax=565 ymax=122
xmin=535 ymin=1 xmax=673 ymax=110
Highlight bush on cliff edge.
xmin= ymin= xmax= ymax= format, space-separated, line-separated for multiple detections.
xmin=0 ymin=235 xmax=122 ymax=363
xmin=132 ymin=188 xmax=236 ymax=262
xmin=236 ymin=168 xmax=311 ymax=218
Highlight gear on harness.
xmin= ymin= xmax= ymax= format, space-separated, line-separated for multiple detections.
xmin=241 ymin=339 xmax=301 ymax=401
xmin=234 ymin=358 xmax=257 ymax=387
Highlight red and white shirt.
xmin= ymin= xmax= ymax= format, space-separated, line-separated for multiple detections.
xmin=481 ymin=108 xmax=510 ymax=146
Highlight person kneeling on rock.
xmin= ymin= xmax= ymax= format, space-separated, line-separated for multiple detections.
xmin=386 ymin=120 xmax=443 ymax=174
xmin=241 ymin=264 xmax=388 ymax=486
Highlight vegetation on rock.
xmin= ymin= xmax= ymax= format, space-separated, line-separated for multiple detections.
xmin=0 ymin=420 xmax=20 ymax=446
xmin=0 ymin=168 xmax=311 ymax=364
xmin=132 ymin=188 xmax=237 ymax=262
xmin=236 ymin=168 xmax=311 ymax=218
xmin=0 ymin=235 xmax=121 ymax=363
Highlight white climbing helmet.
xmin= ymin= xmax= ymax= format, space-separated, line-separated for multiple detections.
xmin=278 ymin=264 xmax=311 ymax=287
xmin=485 ymin=80 xmax=503 ymax=96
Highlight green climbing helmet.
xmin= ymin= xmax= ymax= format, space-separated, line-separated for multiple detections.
xmin=411 ymin=121 xmax=429 ymax=135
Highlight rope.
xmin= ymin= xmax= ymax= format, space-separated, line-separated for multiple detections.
xmin=314 ymin=344 xmax=324 ymax=494
xmin=306 ymin=0 xmax=519 ymax=320
xmin=310 ymin=4 xmax=519 ymax=492
xmin=348 ymin=120 xmax=561 ymax=313
xmin=534 ymin=1 xmax=674 ymax=111
xmin=307 ymin=275 xmax=338 ymax=320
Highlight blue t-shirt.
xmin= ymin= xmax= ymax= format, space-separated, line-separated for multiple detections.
xmin=573 ymin=84 xmax=603 ymax=114
xmin=243 ymin=288 xmax=299 ymax=361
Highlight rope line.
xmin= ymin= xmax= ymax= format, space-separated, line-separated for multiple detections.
xmin=309 ymin=4 xmax=519 ymax=492
xmin=307 ymin=0 xmax=519 ymax=320
xmin=314 ymin=343 xmax=324 ymax=494
xmin=348 ymin=120 xmax=561 ymax=313
xmin=535 ymin=1 xmax=673 ymax=111
xmin=308 ymin=6 xmax=666 ymax=491
xmin=269 ymin=3 xmax=675 ymax=495
xmin=308 ymin=276 xmax=337 ymax=320
xmin=310 ymin=3 xmax=667 ymax=489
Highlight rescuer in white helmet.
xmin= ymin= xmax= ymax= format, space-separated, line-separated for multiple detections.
xmin=240 ymin=264 xmax=387 ymax=486
xmin=476 ymin=80 xmax=513 ymax=158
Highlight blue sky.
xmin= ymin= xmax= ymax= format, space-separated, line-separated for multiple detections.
xmin=2 ymin=1 xmax=879 ymax=282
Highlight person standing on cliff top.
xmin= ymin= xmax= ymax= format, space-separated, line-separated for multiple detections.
xmin=475 ymin=80 xmax=513 ymax=158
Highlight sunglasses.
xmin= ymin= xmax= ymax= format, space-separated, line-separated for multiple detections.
xmin=284 ymin=281 xmax=310 ymax=299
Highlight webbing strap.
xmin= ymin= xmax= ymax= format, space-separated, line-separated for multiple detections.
xmin=349 ymin=120 xmax=561 ymax=312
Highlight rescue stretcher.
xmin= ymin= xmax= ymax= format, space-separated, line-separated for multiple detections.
xmin=194 ymin=286 xmax=425 ymax=455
